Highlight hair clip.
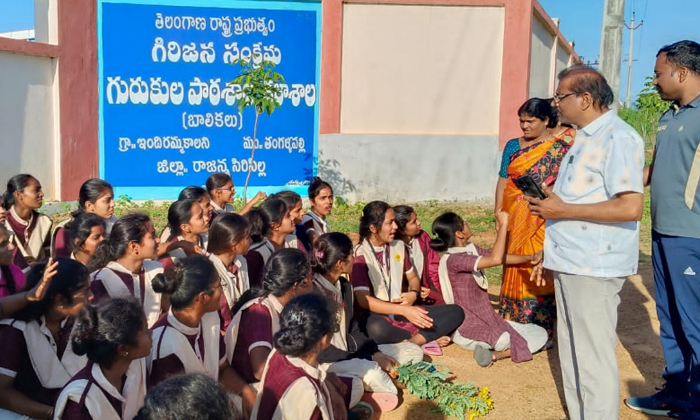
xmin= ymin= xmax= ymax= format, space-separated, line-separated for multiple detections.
xmin=315 ymin=251 xmax=324 ymax=259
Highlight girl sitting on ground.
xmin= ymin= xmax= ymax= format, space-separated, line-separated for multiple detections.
xmin=160 ymin=186 xmax=215 ymax=241
xmin=205 ymin=173 xmax=265 ymax=216
xmin=352 ymin=201 xmax=464 ymax=355
xmin=252 ymin=293 xmax=373 ymax=420
xmin=53 ymin=297 xmax=152 ymax=420
xmin=3 ymin=174 xmax=53 ymax=267
xmin=52 ymin=179 xmax=116 ymax=259
xmin=270 ymin=191 xmax=307 ymax=253
xmin=207 ymin=213 xmax=251 ymax=331
xmin=393 ymin=205 xmax=443 ymax=305
xmin=300 ymin=177 xmax=333 ymax=250
xmin=313 ymin=232 xmax=423 ymax=412
xmin=430 ymin=211 xmax=548 ymax=367
xmin=68 ymin=213 xmax=106 ymax=266
xmin=158 ymin=200 xmax=210 ymax=269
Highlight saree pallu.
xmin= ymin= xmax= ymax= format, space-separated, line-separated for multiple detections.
xmin=498 ymin=134 xmax=573 ymax=337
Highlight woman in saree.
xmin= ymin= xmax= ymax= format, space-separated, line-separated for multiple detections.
xmin=494 ymin=98 xmax=575 ymax=340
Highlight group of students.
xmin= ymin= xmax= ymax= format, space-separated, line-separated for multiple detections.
xmin=0 ymin=172 xmax=549 ymax=420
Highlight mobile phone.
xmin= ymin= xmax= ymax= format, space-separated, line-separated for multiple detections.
xmin=513 ymin=175 xmax=547 ymax=200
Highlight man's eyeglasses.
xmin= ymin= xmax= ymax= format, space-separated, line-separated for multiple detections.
xmin=553 ymin=92 xmax=578 ymax=103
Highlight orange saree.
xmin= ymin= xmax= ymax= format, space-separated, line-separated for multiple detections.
xmin=498 ymin=129 xmax=574 ymax=337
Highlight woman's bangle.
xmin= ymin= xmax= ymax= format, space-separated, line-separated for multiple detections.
xmin=409 ymin=289 xmax=420 ymax=297
xmin=47 ymin=406 xmax=54 ymax=419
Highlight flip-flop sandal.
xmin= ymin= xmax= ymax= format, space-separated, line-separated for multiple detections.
xmin=361 ymin=391 xmax=399 ymax=412
xmin=474 ymin=346 xmax=494 ymax=367
xmin=348 ymin=401 xmax=374 ymax=420
xmin=421 ymin=340 xmax=443 ymax=356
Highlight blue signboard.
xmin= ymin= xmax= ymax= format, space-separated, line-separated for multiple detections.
xmin=97 ymin=0 xmax=320 ymax=199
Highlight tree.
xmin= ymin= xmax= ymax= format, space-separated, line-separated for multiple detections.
xmin=619 ymin=76 xmax=669 ymax=151
xmin=229 ymin=57 xmax=284 ymax=203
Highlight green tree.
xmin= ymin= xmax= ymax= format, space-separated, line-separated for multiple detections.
xmin=230 ymin=57 xmax=284 ymax=203
xmin=619 ymin=76 xmax=669 ymax=159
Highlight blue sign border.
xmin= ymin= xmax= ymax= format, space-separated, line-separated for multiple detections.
xmin=97 ymin=0 xmax=321 ymax=200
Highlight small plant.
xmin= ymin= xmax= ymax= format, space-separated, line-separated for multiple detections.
xmin=230 ymin=56 xmax=285 ymax=203
xmin=396 ymin=361 xmax=494 ymax=419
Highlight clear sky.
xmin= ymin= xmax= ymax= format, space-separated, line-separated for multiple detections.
xmin=1 ymin=0 xmax=698 ymax=106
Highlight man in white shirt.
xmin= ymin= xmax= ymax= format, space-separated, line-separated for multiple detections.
xmin=526 ymin=65 xmax=645 ymax=420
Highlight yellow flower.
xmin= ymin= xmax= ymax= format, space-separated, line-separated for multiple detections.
xmin=394 ymin=254 xmax=401 ymax=262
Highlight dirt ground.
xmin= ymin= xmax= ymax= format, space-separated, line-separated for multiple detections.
xmin=377 ymin=257 xmax=665 ymax=420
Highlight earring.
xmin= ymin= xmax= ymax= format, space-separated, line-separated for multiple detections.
xmin=124 ymin=351 xmax=129 ymax=357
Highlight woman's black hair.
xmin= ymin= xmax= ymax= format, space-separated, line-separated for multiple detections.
xmin=274 ymin=293 xmax=336 ymax=357
xmin=429 ymin=212 xmax=466 ymax=253
xmin=167 ymin=199 xmax=199 ymax=240
xmin=3 ymin=174 xmax=38 ymax=209
xmin=518 ymin=98 xmax=558 ymax=129
xmin=14 ymin=258 xmax=89 ymax=321
xmin=393 ymin=205 xmax=415 ymax=233
xmin=0 ymin=225 xmax=17 ymax=295
xmin=71 ymin=297 xmax=146 ymax=368
xmin=207 ymin=213 xmax=250 ymax=255
xmin=271 ymin=190 xmax=302 ymax=210
xmin=88 ymin=213 xmax=152 ymax=273
xmin=205 ymin=173 xmax=233 ymax=193
xmin=231 ymin=248 xmax=309 ymax=316
xmin=152 ymin=255 xmax=218 ymax=310
xmin=67 ymin=213 xmax=106 ymax=253
xmin=308 ymin=177 xmax=333 ymax=201
xmin=179 ymin=186 xmax=210 ymax=202
xmin=311 ymin=232 xmax=353 ymax=275
xmin=358 ymin=201 xmax=392 ymax=242
xmin=244 ymin=208 xmax=270 ymax=243
xmin=259 ymin=197 xmax=288 ymax=226
xmin=72 ymin=178 xmax=113 ymax=218
xmin=133 ymin=373 xmax=241 ymax=420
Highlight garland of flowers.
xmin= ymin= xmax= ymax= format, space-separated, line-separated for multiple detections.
xmin=396 ymin=361 xmax=494 ymax=419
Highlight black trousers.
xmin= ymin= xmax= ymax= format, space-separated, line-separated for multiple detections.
xmin=364 ymin=304 xmax=464 ymax=344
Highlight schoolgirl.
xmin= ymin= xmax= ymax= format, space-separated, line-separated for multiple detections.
xmin=312 ymin=233 xmax=423 ymax=412
xmin=3 ymin=174 xmax=52 ymax=266
xmin=88 ymin=213 xmax=165 ymax=328
xmin=158 ymin=200 xmax=209 ymax=270
xmin=393 ymin=205 xmax=443 ymax=304
xmin=68 ymin=213 xmax=106 ymax=266
xmin=430 ymin=212 xmax=547 ymax=367
xmin=148 ymin=255 xmax=253 ymax=413
xmin=206 ymin=173 xmax=266 ymax=216
xmin=270 ymin=190 xmax=307 ymax=253
xmin=244 ymin=199 xmax=296 ymax=289
xmin=0 ymin=259 xmax=92 ymax=419
xmin=159 ymin=186 xmax=214 ymax=242
xmin=206 ymin=213 xmax=251 ymax=330
xmin=351 ymin=201 xmax=464 ymax=354
xmin=300 ymin=177 xmax=333 ymax=249
xmin=52 ymin=179 xmax=116 ymax=259
xmin=53 ymin=297 xmax=151 ymax=420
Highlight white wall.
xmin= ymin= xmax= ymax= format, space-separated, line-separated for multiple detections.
xmin=554 ymin=41 xmax=571 ymax=87
xmin=529 ymin=14 xmax=555 ymax=99
xmin=0 ymin=53 xmax=58 ymax=199
xmin=340 ymin=5 xmax=505 ymax=135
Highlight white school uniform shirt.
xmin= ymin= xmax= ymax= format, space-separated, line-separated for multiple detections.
xmin=543 ymin=110 xmax=645 ymax=278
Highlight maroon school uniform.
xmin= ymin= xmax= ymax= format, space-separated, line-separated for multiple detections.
xmin=413 ymin=230 xmax=444 ymax=305
xmin=445 ymin=250 xmax=532 ymax=362
xmin=0 ymin=317 xmax=77 ymax=406
xmin=230 ymin=301 xmax=274 ymax=384
xmin=91 ymin=267 xmax=146 ymax=306
xmin=58 ymin=363 xmax=124 ymax=420
xmin=245 ymin=241 xmax=275 ymax=290
xmin=148 ymin=312 xmax=226 ymax=388
xmin=351 ymin=248 xmax=419 ymax=335
xmin=5 ymin=208 xmax=52 ymax=263
xmin=51 ymin=226 xmax=72 ymax=259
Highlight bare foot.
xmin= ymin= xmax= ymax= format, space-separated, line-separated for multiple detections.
xmin=436 ymin=336 xmax=451 ymax=347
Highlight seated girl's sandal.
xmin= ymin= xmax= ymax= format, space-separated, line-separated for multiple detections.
xmin=348 ymin=401 xmax=374 ymax=420
xmin=361 ymin=391 xmax=399 ymax=412
xmin=421 ymin=340 xmax=443 ymax=356
xmin=474 ymin=346 xmax=494 ymax=367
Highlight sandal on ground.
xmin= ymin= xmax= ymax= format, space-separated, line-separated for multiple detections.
xmin=421 ymin=340 xmax=443 ymax=356
xmin=348 ymin=401 xmax=374 ymax=420
xmin=474 ymin=346 xmax=494 ymax=367
xmin=361 ymin=391 xmax=399 ymax=412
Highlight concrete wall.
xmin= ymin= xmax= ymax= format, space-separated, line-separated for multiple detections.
xmin=318 ymin=134 xmax=500 ymax=202
xmin=528 ymin=14 xmax=555 ymax=98
xmin=555 ymin=40 xmax=571 ymax=84
xmin=0 ymin=53 xmax=58 ymax=199
xmin=339 ymin=4 xmax=504 ymax=134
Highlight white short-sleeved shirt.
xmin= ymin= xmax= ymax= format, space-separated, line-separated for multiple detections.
xmin=543 ymin=110 xmax=645 ymax=278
